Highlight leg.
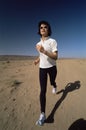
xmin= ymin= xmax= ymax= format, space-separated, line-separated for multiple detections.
xmin=48 ymin=66 xmax=57 ymax=88
xmin=39 ymin=68 xmax=47 ymax=113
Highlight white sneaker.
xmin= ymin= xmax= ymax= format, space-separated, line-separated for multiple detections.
xmin=36 ymin=112 xmax=46 ymax=126
xmin=52 ymin=87 xmax=57 ymax=94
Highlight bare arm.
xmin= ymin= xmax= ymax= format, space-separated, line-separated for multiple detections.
xmin=34 ymin=57 xmax=40 ymax=65
xmin=36 ymin=45 xmax=58 ymax=60
xmin=43 ymin=50 xmax=58 ymax=60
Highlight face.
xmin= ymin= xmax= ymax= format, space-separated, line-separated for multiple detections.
xmin=40 ymin=24 xmax=48 ymax=37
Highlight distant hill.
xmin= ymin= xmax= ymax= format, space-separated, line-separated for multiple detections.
xmin=0 ymin=55 xmax=37 ymax=61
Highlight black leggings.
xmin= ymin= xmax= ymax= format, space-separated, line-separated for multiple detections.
xmin=39 ymin=66 xmax=57 ymax=113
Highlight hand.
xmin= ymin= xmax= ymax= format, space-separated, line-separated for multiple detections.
xmin=36 ymin=45 xmax=45 ymax=53
xmin=33 ymin=58 xmax=40 ymax=65
xmin=34 ymin=60 xmax=38 ymax=65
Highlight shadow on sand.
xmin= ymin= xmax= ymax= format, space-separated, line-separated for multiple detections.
xmin=45 ymin=80 xmax=81 ymax=123
xmin=68 ymin=118 xmax=86 ymax=130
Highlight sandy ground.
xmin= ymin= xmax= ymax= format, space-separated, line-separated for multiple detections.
xmin=0 ymin=58 xmax=86 ymax=130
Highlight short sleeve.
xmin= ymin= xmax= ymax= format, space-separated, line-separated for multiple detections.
xmin=51 ymin=40 xmax=58 ymax=52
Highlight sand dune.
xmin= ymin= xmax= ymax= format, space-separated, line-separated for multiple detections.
xmin=0 ymin=57 xmax=86 ymax=130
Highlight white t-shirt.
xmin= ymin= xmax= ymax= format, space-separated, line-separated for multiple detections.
xmin=36 ymin=37 xmax=58 ymax=68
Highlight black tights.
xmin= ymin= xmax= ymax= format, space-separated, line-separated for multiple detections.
xmin=39 ymin=66 xmax=57 ymax=113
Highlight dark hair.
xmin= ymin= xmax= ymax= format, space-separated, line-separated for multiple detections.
xmin=38 ymin=20 xmax=52 ymax=36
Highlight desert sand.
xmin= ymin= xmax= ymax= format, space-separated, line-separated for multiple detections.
xmin=0 ymin=56 xmax=86 ymax=130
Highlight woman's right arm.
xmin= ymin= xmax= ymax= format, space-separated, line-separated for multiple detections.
xmin=34 ymin=57 xmax=40 ymax=65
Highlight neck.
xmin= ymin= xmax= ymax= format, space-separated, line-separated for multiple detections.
xmin=41 ymin=36 xmax=49 ymax=41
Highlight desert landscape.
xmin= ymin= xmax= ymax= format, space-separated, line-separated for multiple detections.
xmin=0 ymin=55 xmax=86 ymax=130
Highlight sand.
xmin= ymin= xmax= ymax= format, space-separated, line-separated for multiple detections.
xmin=0 ymin=57 xmax=86 ymax=130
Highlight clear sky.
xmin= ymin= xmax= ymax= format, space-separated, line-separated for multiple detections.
xmin=0 ymin=0 xmax=86 ymax=58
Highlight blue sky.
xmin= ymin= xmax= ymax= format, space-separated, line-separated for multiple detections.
xmin=0 ymin=0 xmax=86 ymax=58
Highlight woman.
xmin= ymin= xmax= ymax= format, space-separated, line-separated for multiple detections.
xmin=34 ymin=20 xmax=58 ymax=126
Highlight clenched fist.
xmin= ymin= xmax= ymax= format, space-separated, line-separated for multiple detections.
xmin=36 ymin=45 xmax=45 ymax=53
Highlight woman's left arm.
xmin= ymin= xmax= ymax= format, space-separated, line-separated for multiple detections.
xmin=36 ymin=45 xmax=58 ymax=60
xmin=43 ymin=50 xmax=58 ymax=60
